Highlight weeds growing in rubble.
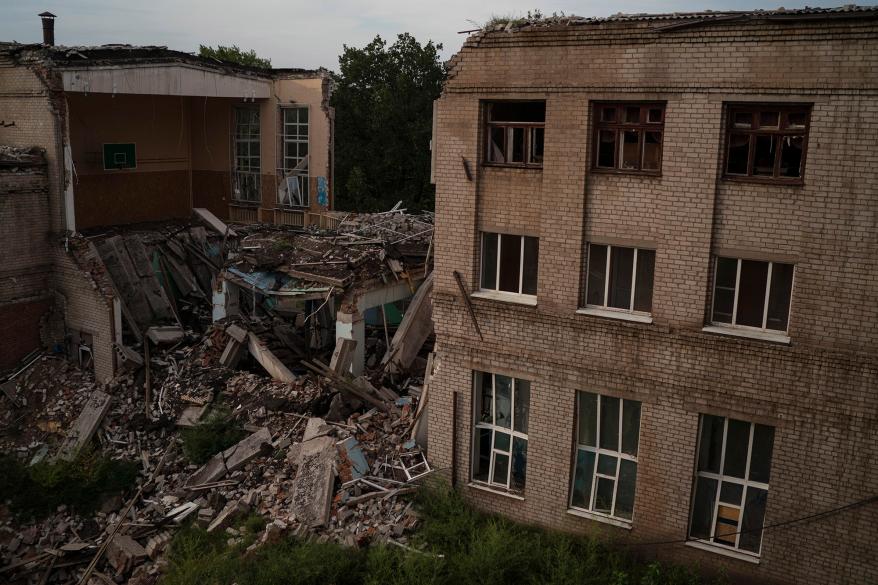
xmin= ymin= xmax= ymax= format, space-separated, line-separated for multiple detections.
xmin=0 ymin=449 xmax=137 ymax=518
xmin=181 ymin=406 xmax=247 ymax=464
xmin=161 ymin=481 xmax=726 ymax=585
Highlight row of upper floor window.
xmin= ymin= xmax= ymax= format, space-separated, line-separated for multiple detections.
xmin=484 ymin=101 xmax=811 ymax=184
xmin=475 ymin=232 xmax=793 ymax=343
xmin=471 ymin=371 xmax=774 ymax=562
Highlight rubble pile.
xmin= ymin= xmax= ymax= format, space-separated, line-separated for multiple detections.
xmin=1 ymin=208 xmax=436 ymax=584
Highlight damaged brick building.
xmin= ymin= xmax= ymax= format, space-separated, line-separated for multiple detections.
xmin=428 ymin=7 xmax=878 ymax=584
xmin=0 ymin=13 xmax=334 ymax=373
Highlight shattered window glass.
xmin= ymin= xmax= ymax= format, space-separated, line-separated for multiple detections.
xmin=485 ymin=101 xmax=545 ymax=166
xmin=690 ymin=415 xmax=774 ymax=556
xmin=571 ymin=391 xmax=641 ymax=521
xmin=472 ymin=371 xmax=530 ymax=493
xmin=593 ymin=103 xmax=664 ymax=173
xmin=724 ymin=105 xmax=810 ymax=180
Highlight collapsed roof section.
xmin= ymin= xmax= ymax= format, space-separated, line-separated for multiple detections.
xmin=76 ymin=208 xmax=433 ymax=378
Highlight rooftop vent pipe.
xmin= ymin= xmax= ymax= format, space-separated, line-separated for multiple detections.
xmin=39 ymin=11 xmax=56 ymax=46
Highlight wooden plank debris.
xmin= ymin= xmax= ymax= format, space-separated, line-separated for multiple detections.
xmin=247 ymin=332 xmax=296 ymax=382
xmin=291 ymin=435 xmax=337 ymax=528
xmin=226 ymin=323 xmax=248 ymax=343
xmin=57 ymin=390 xmax=112 ymax=461
xmin=283 ymin=268 xmax=352 ymax=288
xmin=186 ymin=427 xmax=272 ymax=487
xmin=381 ymin=272 xmax=433 ymax=373
xmin=453 ymin=270 xmax=484 ymax=341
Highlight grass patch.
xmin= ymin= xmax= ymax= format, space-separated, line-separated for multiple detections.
xmin=181 ymin=406 xmax=247 ymax=464
xmin=161 ymin=481 xmax=725 ymax=585
xmin=0 ymin=449 xmax=138 ymax=518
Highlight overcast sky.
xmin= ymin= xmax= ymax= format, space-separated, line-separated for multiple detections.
xmin=3 ymin=0 xmax=819 ymax=70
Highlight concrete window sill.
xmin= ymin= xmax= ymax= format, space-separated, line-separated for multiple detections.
xmin=467 ymin=482 xmax=526 ymax=501
xmin=701 ymin=325 xmax=790 ymax=345
xmin=576 ymin=307 xmax=653 ymax=324
xmin=471 ymin=290 xmax=537 ymax=307
xmin=566 ymin=508 xmax=633 ymax=530
xmin=684 ymin=540 xmax=761 ymax=564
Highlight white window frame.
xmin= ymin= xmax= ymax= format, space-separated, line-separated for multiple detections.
xmin=472 ymin=372 xmax=529 ymax=493
xmin=278 ymin=106 xmax=309 ymax=208
xmin=232 ymin=107 xmax=261 ymax=203
xmin=710 ymin=257 xmax=794 ymax=334
xmin=477 ymin=232 xmax=538 ymax=301
xmin=569 ymin=392 xmax=641 ymax=523
xmin=689 ymin=416 xmax=771 ymax=557
xmin=583 ymin=244 xmax=654 ymax=316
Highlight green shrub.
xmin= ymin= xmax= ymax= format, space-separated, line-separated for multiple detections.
xmin=0 ymin=450 xmax=138 ymax=518
xmin=160 ymin=480 xmax=723 ymax=585
xmin=181 ymin=407 xmax=246 ymax=464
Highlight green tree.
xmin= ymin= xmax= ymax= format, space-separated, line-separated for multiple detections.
xmin=199 ymin=44 xmax=271 ymax=69
xmin=332 ymin=34 xmax=446 ymax=212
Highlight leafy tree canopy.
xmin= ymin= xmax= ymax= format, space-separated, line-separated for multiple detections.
xmin=199 ymin=44 xmax=271 ymax=69
xmin=332 ymin=34 xmax=446 ymax=212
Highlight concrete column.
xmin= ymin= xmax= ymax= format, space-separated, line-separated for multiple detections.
xmin=212 ymin=277 xmax=240 ymax=322
xmin=335 ymin=309 xmax=365 ymax=375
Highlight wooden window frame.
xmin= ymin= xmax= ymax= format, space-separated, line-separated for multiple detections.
xmin=722 ymin=104 xmax=811 ymax=185
xmin=592 ymin=102 xmax=665 ymax=175
xmin=484 ymin=102 xmax=545 ymax=169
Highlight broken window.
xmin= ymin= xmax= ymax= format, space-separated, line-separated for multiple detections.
xmin=233 ymin=107 xmax=261 ymax=203
xmin=723 ymin=105 xmax=810 ymax=181
xmin=485 ymin=102 xmax=546 ymax=167
xmin=592 ymin=103 xmax=665 ymax=173
xmin=711 ymin=257 xmax=794 ymax=332
xmin=472 ymin=371 xmax=530 ymax=493
xmin=570 ymin=392 xmax=641 ymax=521
xmin=278 ymin=107 xmax=309 ymax=207
xmin=480 ymin=232 xmax=539 ymax=297
xmin=584 ymin=244 xmax=655 ymax=314
xmin=690 ymin=415 xmax=774 ymax=556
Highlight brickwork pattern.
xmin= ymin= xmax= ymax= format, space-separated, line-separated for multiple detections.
xmin=430 ymin=17 xmax=878 ymax=585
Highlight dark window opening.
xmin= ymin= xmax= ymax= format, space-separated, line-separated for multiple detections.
xmin=485 ymin=102 xmax=546 ymax=167
xmin=723 ymin=105 xmax=810 ymax=182
xmin=593 ymin=103 xmax=665 ymax=174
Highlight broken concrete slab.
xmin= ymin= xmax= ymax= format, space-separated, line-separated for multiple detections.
xmin=207 ymin=500 xmax=250 ymax=533
xmin=291 ymin=435 xmax=337 ymax=528
xmin=302 ymin=417 xmax=333 ymax=443
xmin=106 ymin=534 xmax=147 ymax=575
xmin=226 ymin=323 xmax=248 ymax=343
xmin=247 ymin=332 xmax=296 ymax=383
xmin=381 ymin=272 xmax=433 ymax=374
xmin=194 ymin=207 xmax=237 ymax=238
xmin=57 ymin=390 xmax=112 ymax=461
xmin=329 ymin=338 xmax=357 ymax=374
xmin=146 ymin=325 xmax=185 ymax=345
xmin=175 ymin=405 xmax=207 ymax=428
xmin=186 ymin=427 xmax=272 ymax=487
xmin=219 ymin=339 xmax=246 ymax=369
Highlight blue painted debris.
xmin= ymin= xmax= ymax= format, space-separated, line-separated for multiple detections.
xmin=338 ymin=436 xmax=370 ymax=479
